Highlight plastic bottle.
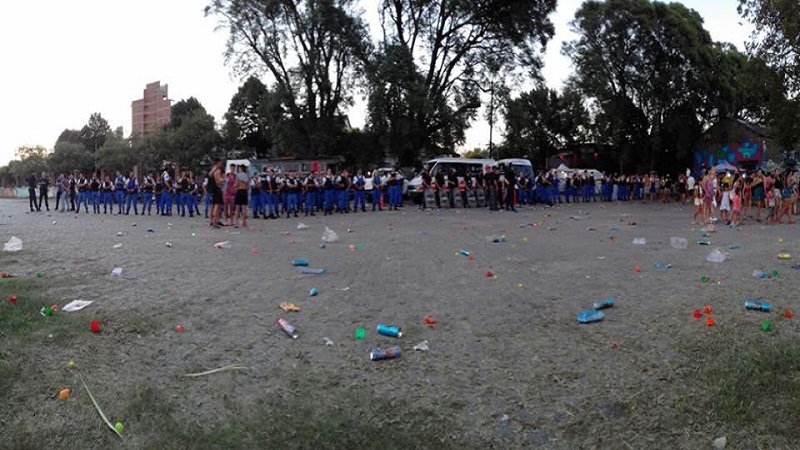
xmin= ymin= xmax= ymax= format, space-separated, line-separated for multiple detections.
xmin=277 ymin=318 xmax=299 ymax=339
xmin=654 ymin=262 xmax=672 ymax=270
xmin=459 ymin=249 xmax=471 ymax=257
xmin=370 ymin=345 xmax=401 ymax=361
xmin=377 ymin=324 xmax=402 ymax=338
xmin=578 ymin=311 xmax=605 ymax=324
xmin=298 ymin=267 xmax=325 ymax=274
xmin=744 ymin=300 xmax=771 ymax=312
xmin=292 ymin=259 xmax=309 ymax=266
xmin=309 ymin=288 xmax=318 ymax=297
xmin=752 ymin=270 xmax=767 ymax=278
xmin=593 ymin=298 xmax=614 ymax=310
xmin=697 ymin=240 xmax=711 ymax=246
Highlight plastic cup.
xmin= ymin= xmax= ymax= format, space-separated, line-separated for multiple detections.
xmin=355 ymin=328 xmax=365 ymax=340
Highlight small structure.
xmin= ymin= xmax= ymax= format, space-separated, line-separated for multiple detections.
xmin=693 ymin=118 xmax=774 ymax=173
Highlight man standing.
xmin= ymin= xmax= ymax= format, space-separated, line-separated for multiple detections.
xmin=25 ymin=171 xmax=37 ymax=212
xmin=371 ymin=169 xmax=383 ymax=212
xmin=485 ymin=167 xmax=499 ymax=211
xmin=504 ymin=166 xmax=517 ymax=212
xmin=38 ymin=171 xmax=50 ymax=211
xmin=352 ymin=169 xmax=366 ymax=212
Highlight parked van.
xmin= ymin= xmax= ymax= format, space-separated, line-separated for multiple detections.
xmin=494 ymin=158 xmax=533 ymax=179
xmin=407 ymin=157 xmax=495 ymax=200
xmin=364 ymin=167 xmax=409 ymax=193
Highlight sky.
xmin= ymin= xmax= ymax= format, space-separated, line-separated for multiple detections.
xmin=0 ymin=0 xmax=753 ymax=166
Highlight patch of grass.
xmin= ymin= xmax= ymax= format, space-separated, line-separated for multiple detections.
xmin=0 ymin=278 xmax=81 ymax=339
xmin=122 ymin=384 xmax=487 ymax=450
xmin=694 ymin=329 xmax=800 ymax=440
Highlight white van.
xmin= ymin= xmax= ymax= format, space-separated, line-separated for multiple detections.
xmin=364 ymin=167 xmax=409 ymax=193
xmin=494 ymin=158 xmax=533 ymax=179
xmin=407 ymin=157 xmax=494 ymax=200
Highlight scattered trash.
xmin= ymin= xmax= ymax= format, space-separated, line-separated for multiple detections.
xmin=68 ymin=361 xmax=76 ymax=370
xmin=90 ymin=320 xmax=101 ymax=333
xmin=147 ymin=228 xmax=154 ymax=233
xmin=706 ymin=317 xmax=716 ymax=327
xmin=712 ymin=436 xmax=727 ymax=449
xmin=0 ymin=271 xmax=16 ymax=278
xmin=214 ymin=241 xmax=231 ymax=249
xmin=309 ymin=288 xmax=318 ymax=297
xmin=116 ymin=232 xmax=123 ymax=237
xmin=578 ymin=311 xmax=604 ymax=324
xmin=752 ymin=270 xmax=771 ymax=278
xmin=280 ymin=301 xmax=300 ymax=312
xmin=593 ymin=298 xmax=614 ymax=310
xmin=113 ymin=243 xmax=122 ymax=249
xmin=165 ymin=242 xmax=173 ymax=248
xmin=706 ymin=249 xmax=727 ymax=263
xmin=115 ymin=422 xmax=125 ymax=435
xmin=277 ymin=318 xmax=298 ymax=339
xmin=292 ymin=259 xmax=309 ymax=266
xmin=323 ymin=337 xmax=334 ymax=346
xmin=632 ymin=237 xmax=646 ymax=245
xmin=744 ymin=300 xmax=771 ymax=312
xmin=3 ymin=236 xmax=22 ymax=252
xmin=778 ymin=253 xmax=791 ymax=260
xmin=78 ymin=373 xmax=123 ymax=438
xmin=321 ymin=227 xmax=339 ymax=243
xmin=182 ymin=364 xmax=249 ymax=377
xmin=175 ymin=325 xmax=184 ymax=333
xmin=347 ymin=229 xmax=353 ymax=233
xmin=654 ymin=262 xmax=672 ymax=270
xmin=704 ymin=306 xmax=714 ymax=315
xmin=697 ymin=240 xmax=712 ymax=246
xmin=728 ymin=243 xmax=741 ymax=249
xmin=413 ymin=340 xmax=430 ymax=352
xmin=370 ymin=345 xmax=401 ymax=361
xmin=486 ymin=235 xmax=506 ymax=243
xmin=693 ymin=309 xmax=702 ymax=320
xmin=700 ymin=276 xmax=710 ymax=283
xmin=669 ymin=237 xmax=688 ymax=249
xmin=40 ymin=306 xmax=55 ymax=316
xmin=784 ymin=309 xmax=795 ymax=319
xmin=354 ymin=328 xmax=366 ymax=340
xmin=423 ymin=316 xmax=437 ymax=327
xmin=634 ymin=265 xmax=641 ymax=273
xmin=297 ymin=223 xmax=308 ymax=230
xmin=458 ymin=249 xmax=471 ymax=257
xmin=58 ymin=388 xmax=71 ymax=401
xmin=298 ymin=267 xmax=325 ymax=274
xmin=701 ymin=225 xmax=716 ymax=233
xmin=569 ymin=215 xmax=583 ymax=220
xmin=761 ymin=320 xmax=773 ymax=332
xmin=486 ymin=271 xmax=494 ymax=278
xmin=319 ymin=243 xmax=326 ymax=249
xmin=110 ymin=267 xmax=123 ymax=277
xmin=8 ymin=295 xmax=16 ymax=305
xmin=251 ymin=247 xmax=258 ymax=255
xmin=377 ymin=324 xmax=402 ymax=338
xmin=336 ymin=286 xmax=350 ymax=291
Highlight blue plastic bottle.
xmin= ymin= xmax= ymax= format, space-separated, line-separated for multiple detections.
xmin=593 ymin=298 xmax=614 ymax=310
xmin=654 ymin=262 xmax=672 ymax=270
xmin=292 ymin=259 xmax=309 ymax=266
xmin=578 ymin=311 xmax=605 ymax=324
xmin=752 ymin=270 xmax=767 ymax=278
xmin=744 ymin=300 xmax=771 ymax=312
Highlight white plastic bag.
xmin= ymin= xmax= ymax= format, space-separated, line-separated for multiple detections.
xmin=670 ymin=237 xmax=688 ymax=249
xmin=706 ymin=249 xmax=727 ymax=263
xmin=632 ymin=237 xmax=646 ymax=245
xmin=297 ymin=223 xmax=309 ymax=230
xmin=110 ymin=267 xmax=123 ymax=277
xmin=62 ymin=300 xmax=93 ymax=312
xmin=3 ymin=236 xmax=22 ymax=252
xmin=321 ymin=227 xmax=339 ymax=243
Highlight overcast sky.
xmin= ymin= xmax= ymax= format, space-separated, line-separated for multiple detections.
xmin=0 ymin=0 xmax=751 ymax=166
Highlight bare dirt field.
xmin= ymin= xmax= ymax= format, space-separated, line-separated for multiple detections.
xmin=0 ymin=198 xmax=798 ymax=449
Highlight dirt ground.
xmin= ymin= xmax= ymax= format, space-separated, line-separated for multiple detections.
xmin=0 ymin=198 xmax=798 ymax=449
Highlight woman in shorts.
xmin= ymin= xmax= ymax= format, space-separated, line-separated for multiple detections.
xmin=692 ymin=181 xmax=704 ymax=224
xmin=224 ymin=165 xmax=236 ymax=226
xmin=751 ymin=170 xmax=765 ymax=222
xmin=233 ymin=164 xmax=249 ymax=227
xmin=777 ymin=172 xmax=796 ymax=225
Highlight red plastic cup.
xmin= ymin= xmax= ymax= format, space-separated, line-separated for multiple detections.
xmin=9 ymin=295 xmax=17 ymax=305
xmin=486 ymin=271 xmax=493 ymax=278
xmin=693 ymin=309 xmax=702 ymax=320
xmin=175 ymin=325 xmax=184 ymax=333
xmin=90 ymin=320 xmax=101 ymax=334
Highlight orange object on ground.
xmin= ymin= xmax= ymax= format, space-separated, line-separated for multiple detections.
xmin=58 ymin=388 xmax=70 ymax=401
xmin=784 ymin=309 xmax=795 ymax=319
xmin=423 ymin=316 xmax=437 ymax=328
xmin=703 ymin=306 xmax=713 ymax=315
xmin=706 ymin=317 xmax=715 ymax=327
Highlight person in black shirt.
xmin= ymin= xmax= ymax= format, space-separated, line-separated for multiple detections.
xmin=504 ymin=167 xmax=517 ymax=212
xmin=434 ymin=169 xmax=445 ymax=209
xmin=485 ymin=168 xmax=499 ymax=211
xmin=37 ymin=171 xmax=50 ymax=211
xmin=25 ymin=171 xmax=37 ymax=212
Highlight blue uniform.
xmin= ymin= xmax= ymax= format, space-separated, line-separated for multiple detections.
xmin=353 ymin=175 xmax=366 ymax=212
xmin=142 ymin=176 xmax=155 ymax=215
xmin=125 ymin=178 xmax=139 ymax=215
xmin=114 ymin=175 xmax=126 ymax=213
xmin=303 ymin=176 xmax=317 ymax=215
xmin=371 ymin=173 xmax=382 ymax=211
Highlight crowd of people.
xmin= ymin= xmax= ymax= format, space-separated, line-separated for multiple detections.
xmin=20 ymin=162 xmax=799 ymax=229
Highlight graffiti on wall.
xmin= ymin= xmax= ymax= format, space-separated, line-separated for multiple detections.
xmin=694 ymin=140 xmax=763 ymax=172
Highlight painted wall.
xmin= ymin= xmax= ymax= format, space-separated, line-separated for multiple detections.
xmin=693 ymin=140 xmax=764 ymax=173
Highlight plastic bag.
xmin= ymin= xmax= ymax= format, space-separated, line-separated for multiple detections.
xmin=3 ymin=236 xmax=22 ymax=252
xmin=632 ymin=237 xmax=646 ymax=245
xmin=62 ymin=300 xmax=93 ymax=312
xmin=321 ymin=227 xmax=339 ymax=243
xmin=297 ymin=223 xmax=308 ymax=230
xmin=670 ymin=237 xmax=688 ymax=249
xmin=706 ymin=249 xmax=727 ymax=263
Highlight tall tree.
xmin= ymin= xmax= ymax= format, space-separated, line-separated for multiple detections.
xmin=206 ymin=0 xmax=370 ymax=158
xmin=80 ymin=112 xmax=112 ymax=153
xmin=50 ymin=142 xmax=94 ymax=175
xmin=739 ymin=0 xmax=800 ymax=94
xmin=565 ymin=0 xmax=714 ymax=172
xmin=222 ymin=76 xmax=281 ymax=159
xmin=165 ymin=99 xmax=221 ymax=173
xmin=375 ymin=0 xmax=557 ymax=161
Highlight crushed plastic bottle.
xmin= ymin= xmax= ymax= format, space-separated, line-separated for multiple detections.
xmin=697 ymin=240 xmax=711 ymax=246
xmin=578 ymin=310 xmax=605 ymax=324
xmin=670 ymin=237 xmax=688 ymax=249
xmin=593 ymin=298 xmax=614 ymax=310
xmin=277 ymin=318 xmax=299 ymax=339
xmin=654 ymin=262 xmax=672 ymax=270
xmin=744 ymin=300 xmax=771 ymax=312
xmin=292 ymin=259 xmax=309 ymax=266
xmin=309 ymin=288 xmax=318 ymax=297
xmin=752 ymin=270 xmax=768 ymax=278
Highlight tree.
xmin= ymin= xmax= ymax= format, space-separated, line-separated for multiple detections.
xmin=164 ymin=98 xmax=221 ymax=173
xmin=739 ymin=0 xmax=800 ymax=95
xmin=502 ymin=87 xmax=589 ymax=164
xmin=206 ymin=0 xmax=370 ymax=158
xmin=564 ymin=0 xmax=715 ymax=172
xmin=50 ymin=142 xmax=94 ymax=175
xmin=374 ymin=0 xmax=557 ymax=161
xmin=11 ymin=146 xmax=49 ymax=185
xmin=80 ymin=112 xmax=112 ymax=153
xmin=222 ymin=76 xmax=281 ymax=159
